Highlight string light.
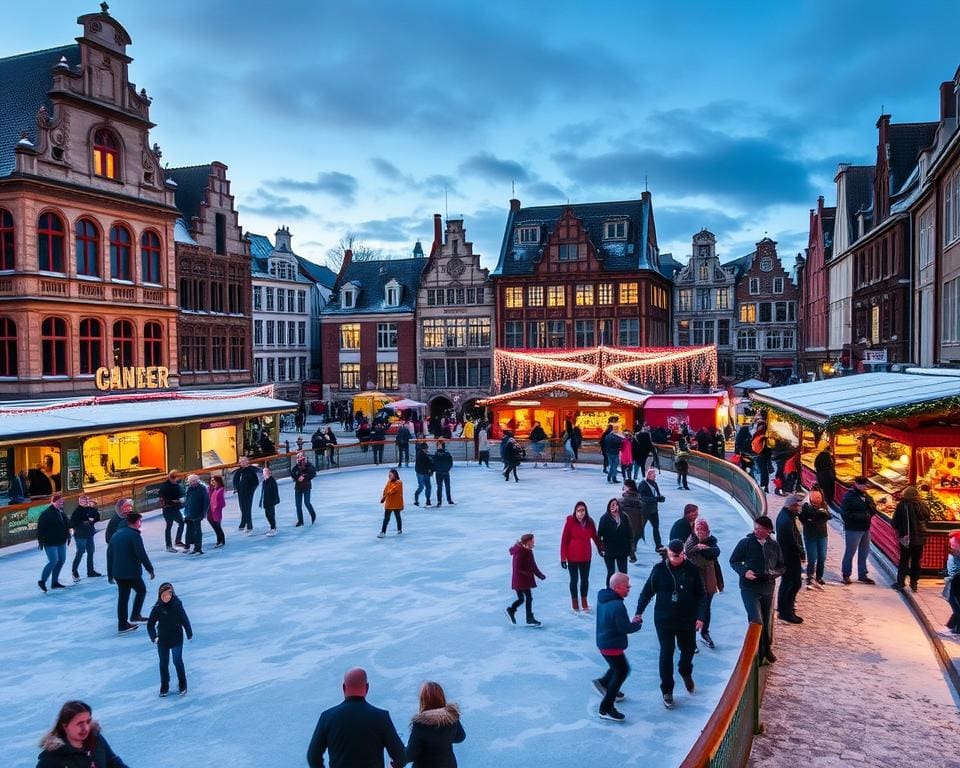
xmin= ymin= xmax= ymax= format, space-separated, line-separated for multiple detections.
xmin=0 ymin=386 xmax=283 ymax=416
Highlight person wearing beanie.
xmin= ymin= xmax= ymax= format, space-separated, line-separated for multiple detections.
xmin=147 ymin=582 xmax=193 ymax=696
xmin=104 ymin=498 xmax=133 ymax=545
xmin=839 ymin=476 xmax=877 ymax=585
xmin=775 ymin=494 xmax=806 ymax=623
xmin=799 ymin=487 xmax=832 ymax=589
xmin=892 ymin=485 xmax=931 ymax=592
xmin=729 ymin=516 xmax=784 ymax=664
xmin=182 ymin=475 xmax=209 ymax=555
xmin=634 ymin=538 xmax=706 ymax=709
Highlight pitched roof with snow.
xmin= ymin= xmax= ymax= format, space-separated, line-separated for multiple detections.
xmin=887 ymin=122 xmax=937 ymax=197
xmin=324 ymin=257 xmax=428 ymax=315
xmin=165 ymin=165 xmax=213 ymax=223
xmin=480 ymin=380 xmax=651 ymax=407
xmin=296 ymin=255 xmax=336 ymax=289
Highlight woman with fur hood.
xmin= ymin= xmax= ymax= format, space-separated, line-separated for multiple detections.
xmin=406 ymin=681 xmax=465 ymax=768
xmin=36 ymin=700 xmax=129 ymax=768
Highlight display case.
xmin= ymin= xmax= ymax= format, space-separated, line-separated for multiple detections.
xmin=800 ymin=429 xmax=829 ymax=472
xmin=832 ymin=432 xmax=862 ymax=482
xmin=916 ymin=447 xmax=960 ymax=522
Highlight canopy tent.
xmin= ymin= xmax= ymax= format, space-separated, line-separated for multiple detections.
xmin=479 ymin=379 xmax=651 ymax=408
xmin=733 ymin=378 xmax=771 ymax=392
xmin=385 ymin=398 xmax=427 ymax=411
xmin=642 ymin=392 xmax=730 ymax=433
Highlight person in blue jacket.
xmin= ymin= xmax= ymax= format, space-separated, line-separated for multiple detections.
xmin=107 ymin=512 xmax=155 ymax=634
xmin=36 ymin=493 xmax=71 ymax=593
xmin=182 ymin=474 xmax=209 ymax=555
xmin=147 ymin=581 xmax=194 ymax=697
xmin=593 ymin=572 xmax=642 ymax=721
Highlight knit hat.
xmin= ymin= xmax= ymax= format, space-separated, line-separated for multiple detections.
xmin=115 ymin=498 xmax=133 ymax=517
xmin=297 ymin=451 xmax=306 ymax=461
xmin=902 ymin=486 xmax=920 ymax=501
xmin=667 ymin=539 xmax=685 ymax=555
xmin=158 ymin=582 xmax=174 ymax=596
xmin=783 ymin=494 xmax=804 ymax=508
xmin=755 ymin=515 xmax=774 ymax=531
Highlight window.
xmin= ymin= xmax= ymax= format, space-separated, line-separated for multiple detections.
xmin=604 ymin=221 xmax=626 ymax=240
xmin=516 ymin=226 xmax=539 ymax=244
xmin=378 ymin=322 xmax=397 ymax=350
xmin=774 ymin=301 xmax=791 ymax=322
xmin=678 ymin=319 xmax=689 ymax=346
xmin=92 ymin=129 xmax=119 ymax=180
xmin=527 ymin=285 xmax=544 ymax=307
xmin=651 ymin=285 xmax=668 ymax=310
xmin=75 ymin=219 xmax=100 ymax=277
xmin=773 ymin=277 xmax=784 ymax=294
xmin=504 ymin=321 xmax=523 ymax=348
xmin=467 ymin=287 xmax=485 ymax=304
xmin=943 ymin=276 xmax=960 ymax=344
xmin=759 ymin=302 xmax=772 ymax=323
xmin=765 ymin=329 xmax=796 ymax=350
xmin=558 ymin=243 xmax=579 ymax=261
xmin=619 ymin=282 xmax=639 ymax=304
xmin=341 ymin=286 xmax=356 ymax=309
xmin=445 ymin=318 xmax=467 ymax=348
xmin=276 ymin=357 xmax=287 ymax=382
xmin=339 ymin=323 xmax=360 ymax=350
xmin=945 ymin=168 xmax=960 ymax=245
xmin=215 ymin=213 xmax=227 ymax=255
xmin=597 ymin=283 xmax=614 ymax=305
xmin=717 ymin=319 xmax=730 ymax=346
xmin=112 ymin=320 xmax=135 ymax=366
xmin=422 ymin=319 xmax=444 ymax=349
xmin=299 ymin=356 xmax=307 ymax=380
xmin=266 ymin=287 xmax=275 ymax=311
xmin=467 ymin=317 xmax=490 ymax=347
xmin=547 ymin=320 xmax=565 ymax=348
xmin=618 ymin=318 xmax=639 ymax=346
xmin=737 ymin=328 xmax=757 ymax=350
xmin=140 ymin=231 xmax=161 ymax=283
xmin=547 ymin=285 xmax=565 ymax=307
xmin=276 ymin=288 xmax=285 ymax=313
xmin=715 ymin=287 xmax=730 ymax=310
xmin=253 ymin=287 xmax=262 ymax=312
xmin=298 ymin=321 xmax=306 ymax=346
xmin=505 ymin=286 xmax=523 ymax=308
xmin=212 ymin=335 xmax=227 ymax=371
xmin=574 ymin=284 xmax=594 ymax=306
xmin=871 ymin=305 xmax=880 ymax=345
xmin=527 ymin=321 xmax=546 ymax=348
xmin=77 ymin=318 xmax=102 ymax=375
xmin=339 ymin=363 xmax=360 ymax=389
xmin=599 ymin=318 xmax=614 ymax=346
xmin=298 ymin=290 xmax=306 ymax=314
xmin=41 ymin=317 xmax=68 ymax=375
xmin=109 ymin=225 xmax=132 ymax=280
xmin=143 ymin=322 xmax=163 ymax=366
xmin=37 ymin=212 xmax=65 ymax=272
xmin=211 ymin=281 xmax=224 ymax=314
xmin=692 ymin=320 xmax=714 ymax=345
xmin=749 ymin=277 xmax=760 ymax=294
xmin=288 ymin=321 xmax=297 ymax=346
xmin=266 ymin=321 xmax=274 ymax=346
xmin=377 ymin=362 xmax=398 ymax=390
xmin=574 ymin=319 xmax=595 ymax=347
xmin=385 ymin=281 xmax=400 ymax=307
xmin=254 ymin=320 xmax=263 ymax=346
xmin=446 ymin=359 xmax=467 ymax=387
xmin=427 ymin=289 xmax=444 ymax=306
xmin=697 ymin=288 xmax=710 ymax=311
xmin=266 ymin=357 xmax=275 ymax=381
xmin=698 ymin=261 xmax=710 ymax=281
xmin=677 ymin=289 xmax=693 ymax=312
xmin=423 ymin=359 xmax=446 ymax=387
xmin=254 ymin=357 xmax=264 ymax=382
xmin=277 ymin=321 xmax=287 ymax=346
xmin=0 ymin=208 xmax=14 ymax=270
xmin=919 ymin=209 xmax=934 ymax=268
xmin=0 ymin=317 xmax=16 ymax=376
xmin=740 ymin=304 xmax=756 ymax=323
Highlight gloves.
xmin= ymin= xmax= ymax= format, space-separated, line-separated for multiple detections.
xmin=560 ymin=561 xmax=568 ymax=570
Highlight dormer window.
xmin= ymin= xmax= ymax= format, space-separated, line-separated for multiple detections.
xmin=384 ymin=278 xmax=401 ymax=307
xmin=516 ymin=226 xmax=539 ymax=244
xmin=603 ymin=221 xmax=627 ymax=240
xmin=341 ymin=283 xmax=358 ymax=309
xmin=269 ymin=259 xmax=295 ymax=280
xmin=92 ymin=129 xmax=120 ymax=180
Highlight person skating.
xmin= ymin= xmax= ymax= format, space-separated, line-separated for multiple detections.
xmin=106 ymin=512 xmax=155 ymax=634
xmin=413 ymin=442 xmax=434 ymax=507
xmin=597 ymin=498 xmax=633 ymax=585
xmin=528 ymin=421 xmax=548 ymax=467
xmin=207 ymin=475 xmax=226 ymax=548
xmin=147 ymin=581 xmax=193 ymax=697
xmin=634 ymin=539 xmax=706 ymax=709
xmin=477 ymin=422 xmax=491 ymax=468
xmin=839 ymin=476 xmax=877 ymax=585
xmin=506 ymin=533 xmax=546 ymax=626
xmin=158 ymin=470 xmax=188 ymax=552
xmin=638 ymin=468 xmax=666 ymax=552
xmin=37 ymin=493 xmax=71 ymax=592
xmin=378 ymin=468 xmax=404 ymax=538
xmin=601 ymin=425 xmax=623 ymax=484
xmin=669 ymin=503 xmax=699 ymax=544
xmin=395 ymin=419 xmax=413 ymax=467
xmin=291 ymin=452 xmax=318 ymax=526
xmin=684 ymin=518 xmax=721 ymax=648
xmin=104 ymin=497 xmax=132 ymax=545
xmin=312 ymin=427 xmax=326 ymax=469
xmin=892 ymin=485 xmax=931 ymax=593
xmin=259 ymin=465 xmax=280 ymax=536
xmin=433 ymin=441 xmax=455 ymax=506
xmin=406 ymin=681 xmax=466 ymax=768
xmin=36 ymin=700 xmax=130 ymax=768
xmin=69 ymin=494 xmax=102 ymax=582
xmin=562 ymin=420 xmax=577 ymax=470
xmin=502 ymin=432 xmax=522 ymax=482
xmin=619 ymin=431 xmax=634 ymax=481
xmin=619 ymin=479 xmax=644 ymax=562
xmin=593 ymin=572 xmax=641 ymax=721
xmin=182 ymin=474 xmax=209 ymax=555
xmin=695 ymin=426 xmax=712 ymax=454
xmin=371 ymin=421 xmax=386 ymax=465
xmin=674 ymin=436 xmax=691 ymax=490
xmin=799 ymin=487 xmax=831 ymax=589
xmin=729 ymin=515 xmax=784 ymax=664
xmin=775 ymin=494 xmax=805 ymax=623
xmin=324 ymin=426 xmax=339 ymax=467
xmin=633 ymin=426 xmax=653 ymax=476
xmin=560 ymin=501 xmax=601 ymax=613
xmin=231 ymin=456 xmax=260 ymax=533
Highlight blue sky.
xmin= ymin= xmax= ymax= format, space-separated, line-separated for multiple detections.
xmin=3 ymin=1 xmax=958 ymax=271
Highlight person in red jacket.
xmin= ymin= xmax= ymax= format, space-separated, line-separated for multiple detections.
xmin=560 ymin=501 xmax=602 ymax=614
xmin=506 ymin=533 xmax=547 ymax=627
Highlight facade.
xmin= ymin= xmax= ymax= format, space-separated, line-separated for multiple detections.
xmin=294 ymin=255 xmax=336 ymax=385
xmin=491 ymin=195 xmax=672 ymax=388
xmin=417 ymin=214 xmax=495 ymax=415
xmin=797 ymin=196 xmax=836 ymax=379
xmin=247 ymin=228 xmax=312 ymax=401
xmin=166 ymin=163 xmax=252 ymax=387
xmin=673 ymin=230 xmax=737 ymax=378
xmin=0 ymin=7 xmax=179 ymax=395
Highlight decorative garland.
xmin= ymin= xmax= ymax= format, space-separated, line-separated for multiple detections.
xmin=751 ymin=393 xmax=960 ymax=433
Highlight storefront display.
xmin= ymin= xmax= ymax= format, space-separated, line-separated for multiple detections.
xmin=81 ymin=431 xmax=166 ymax=485
xmin=200 ymin=422 xmax=238 ymax=467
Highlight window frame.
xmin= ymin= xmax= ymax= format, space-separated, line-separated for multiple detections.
xmin=37 ymin=212 xmax=66 ymax=273
xmin=109 ymin=224 xmax=133 ymax=281
xmin=0 ymin=208 xmax=14 ymax=271
xmin=75 ymin=218 xmax=100 ymax=278
xmin=140 ymin=230 xmax=162 ymax=284
xmin=92 ymin=128 xmax=120 ymax=180
xmin=41 ymin=316 xmax=69 ymax=376
xmin=0 ymin=316 xmax=16 ymax=376
xmin=78 ymin=318 xmax=103 ymax=375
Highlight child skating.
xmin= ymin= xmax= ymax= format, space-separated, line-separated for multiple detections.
xmin=147 ymin=582 xmax=193 ymax=697
xmin=378 ymin=468 xmax=404 ymax=538
xmin=507 ymin=533 xmax=546 ymax=627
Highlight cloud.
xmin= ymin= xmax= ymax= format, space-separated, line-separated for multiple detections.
xmin=264 ymin=171 xmax=358 ymax=205
xmin=459 ymin=153 xmax=530 ymax=185
xmin=239 ymin=188 xmax=313 ymax=220
xmin=524 ymin=180 xmax=566 ymax=201
xmin=369 ymin=158 xmax=456 ymax=196
xmin=351 ymin=215 xmax=425 ymax=244
xmin=654 ymin=205 xmax=747 ymax=245
xmin=550 ymin=120 xmax=606 ymax=148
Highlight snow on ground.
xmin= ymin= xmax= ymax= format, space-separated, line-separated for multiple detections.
xmin=1 ymin=462 xmax=754 ymax=768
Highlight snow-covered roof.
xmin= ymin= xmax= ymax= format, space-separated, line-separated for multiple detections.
xmin=734 ymin=378 xmax=772 ymax=390
xmin=480 ymin=380 xmax=651 ymax=407
xmin=174 ymin=217 xmax=196 ymax=245
xmin=0 ymin=389 xmax=296 ymax=445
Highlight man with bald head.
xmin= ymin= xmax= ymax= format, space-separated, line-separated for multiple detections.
xmin=593 ymin=571 xmax=642 ymax=721
xmin=307 ymin=667 xmax=405 ymax=768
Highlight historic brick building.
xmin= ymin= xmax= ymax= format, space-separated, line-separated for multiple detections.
xmin=491 ymin=195 xmax=672 ymax=388
xmin=797 ymin=196 xmax=835 ymax=379
xmin=0 ymin=6 xmax=179 ymax=395
xmin=166 ymin=162 xmax=252 ymax=387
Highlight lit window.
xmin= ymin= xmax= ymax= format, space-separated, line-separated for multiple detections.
xmin=740 ymin=304 xmax=756 ymax=323
xmin=677 ymin=289 xmax=692 ymax=312
xmin=467 ymin=318 xmax=490 ymax=347
xmin=597 ymin=283 xmax=614 ymax=305
xmin=377 ymin=362 xmax=398 ymax=389
xmin=93 ymin=129 xmax=120 ymax=180
xmin=716 ymin=287 xmax=730 ymax=310
xmin=527 ymin=285 xmax=544 ymax=307
xmin=575 ymin=284 xmax=594 ymax=306
xmin=619 ymin=282 xmax=639 ymax=304
xmin=505 ymin=286 xmax=523 ymax=308
xmin=339 ymin=363 xmax=360 ymax=389
xmin=339 ymin=323 xmax=360 ymax=350
xmin=546 ymin=286 xmax=565 ymax=307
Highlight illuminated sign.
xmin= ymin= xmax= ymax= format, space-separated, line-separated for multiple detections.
xmin=546 ymin=389 xmax=570 ymax=398
xmin=95 ymin=366 xmax=170 ymax=391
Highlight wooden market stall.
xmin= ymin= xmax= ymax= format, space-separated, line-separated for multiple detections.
xmin=641 ymin=392 xmax=731 ymax=434
xmin=750 ymin=369 xmax=960 ymax=572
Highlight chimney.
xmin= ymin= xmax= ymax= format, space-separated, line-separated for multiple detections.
xmin=509 ymin=198 xmax=521 ymax=212
xmin=337 ymin=247 xmax=353 ymax=283
xmin=941 ymin=81 xmax=956 ymax=121
xmin=432 ymin=213 xmax=442 ymax=258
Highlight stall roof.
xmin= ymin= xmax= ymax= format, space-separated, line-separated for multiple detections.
xmin=734 ymin=378 xmax=771 ymax=391
xmin=480 ymin=380 xmax=651 ymax=408
xmin=0 ymin=388 xmax=297 ymax=445
xmin=644 ymin=393 xmax=726 ymax=409
xmin=749 ymin=372 xmax=960 ymax=430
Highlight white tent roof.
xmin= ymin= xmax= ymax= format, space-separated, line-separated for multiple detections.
xmin=386 ymin=398 xmax=427 ymax=410
xmin=734 ymin=378 xmax=771 ymax=390
xmin=481 ymin=380 xmax=651 ymax=407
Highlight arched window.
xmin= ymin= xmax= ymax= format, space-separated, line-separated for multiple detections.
xmin=140 ymin=230 xmax=162 ymax=284
xmin=144 ymin=321 xmax=163 ymax=366
xmin=79 ymin=318 xmax=103 ymax=375
xmin=93 ymin=129 xmax=120 ymax=180
xmin=109 ymin=225 xmax=132 ymax=280
xmin=0 ymin=208 xmax=14 ymax=271
xmin=37 ymin=212 xmax=65 ymax=272
xmin=0 ymin=317 xmax=17 ymax=376
xmin=75 ymin=218 xmax=100 ymax=277
xmin=112 ymin=319 xmax=135 ymax=367
xmin=41 ymin=317 xmax=68 ymax=376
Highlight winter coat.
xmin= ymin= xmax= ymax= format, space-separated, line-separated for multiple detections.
xmin=635 ymin=559 xmax=707 ymax=627
xmin=840 ymin=488 xmax=876 ymax=532
xmin=597 ymin=512 xmax=633 ymax=558
xmin=396 ymin=424 xmax=412 ymax=445
xmin=147 ymin=595 xmax=193 ymax=646
xmin=208 ymin=486 xmax=226 ymax=523
xmin=529 ymin=425 xmax=547 ymax=444
xmin=799 ymin=502 xmax=831 ymax=538
xmin=729 ymin=533 xmax=784 ymax=594
xmin=415 ymin=448 xmax=434 ymax=475
xmin=357 ymin=424 xmax=372 ymax=443
xmin=813 ymin=450 xmax=835 ymax=477
xmin=432 ymin=450 xmax=453 ymax=474
xmin=103 ymin=514 xmax=127 ymax=545
xmin=307 ymin=696 xmax=406 ymax=768
xmin=638 ymin=478 xmax=664 ymax=517
xmin=372 ymin=425 xmax=386 ymax=443
xmin=183 ymin=484 xmax=209 ymax=522
xmin=712 ymin=432 xmax=726 ymax=459
xmin=560 ymin=515 xmax=600 ymax=563
xmin=619 ymin=439 xmax=633 ymax=466
xmin=775 ymin=508 xmax=804 ymax=562
xmin=259 ymin=476 xmax=280 ymax=508
xmin=106 ymin=525 xmax=154 ymax=581
xmin=684 ymin=533 xmax=721 ymax=594
xmin=158 ymin=479 xmax=183 ymax=510
xmin=892 ymin=498 xmax=930 ymax=548
xmin=477 ymin=429 xmax=489 ymax=453
xmin=634 ymin=431 xmax=653 ymax=459
xmin=619 ymin=490 xmax=643 ymax=540
xmin=595 ymin=587 xmax=641 ymax=651
xmin=695 ymin=428 xmax=712 ymax=453
xmin=36 ymin=726 xmax=128 ymax=768
xmin=232 ymin=465 xmax=260 ymax=496
xmin=509 ymin=543 xmax=545 ymax=590
xmin=312 ymin=431 xmax=325 ymax=452
xmin=669 ymin=516 xmax=694 ymax=543
xmin=70 ymin=504 xmax=100 ymax=540
xmin=734 ymin=426 xmax=753 ymax=455
xmin=36 ymin=505 xmax=71 ymax=547
xmin=291 ymin=461 xmax=317 ymax=491
xmin=601 ymin=430 xmax=623 ymax=454
xmin=406 ymin=705 xmax=465 ymax=768
xmin=382 ymin=479 xmax=404 ymax=510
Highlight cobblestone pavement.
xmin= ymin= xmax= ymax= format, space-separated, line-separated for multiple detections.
xmin=748 ymin=499 xmax=960 ymax=767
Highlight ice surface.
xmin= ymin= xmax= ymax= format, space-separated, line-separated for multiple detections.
xmin=1 ymin=463 xmax=753 ymax=767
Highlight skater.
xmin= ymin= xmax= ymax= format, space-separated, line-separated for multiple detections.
xmin=147 ymin=582 xmax=193 ymax=697
xmin=502 ymin=432 xmax=522 ymax=483
xmin=597 ymin=498 xmax=634 ymax=585
xmin=674 ymin=437 xmax=690 ymax=490
xmin=158 ymin=470 xmax=187 ymax=552
xmin=258 ymin=466 xmax=280 ymax=536
xmin=69 ymin=494 xmax=102 ymax=582
xmin=506 ymin=533 xmax=546 ymax=626
xmin=371 ymin=421 xmax=386 ymax=465
xmin=560 ymin=500 xmax=602 ymax=613
xmin=562 ymin=420 xmax=577 ymax=470
xmin=684 ymin=518 xmax=721 ymax=648
xmin=669 ymin=504 xmax=699 ymax=543
xmin=477 ymin=422 xmax=491 ymax=467
xmin=106 ymin=512 xmax=155 ymax=634
xmin=602 ymin=426 xmax=623 ymax=484
xmin=312 ymin=427 xmax=326 ymax=469
xmin=232 ymin=457 xmax=260 ymax=533
xmin=324 ymin=426 xmax=339 ymax=467
xmin=620 ymin=479 xmax=644 ymax=561
xmin=413 ymin=442 xmax=433 ymax=507
xmin=104 ymin=497 xmax=133 ymax=545
xmin=594 ymin=572 xmax=641 ymax=721
xmin=619 ymin=431 xmax=634 ymax=481
xmin=634 ymin=425 xmax=653 ymax=475
xmin=730 ymin=515 xmax=784 ymax=664
xmin=528 ymin=421 xmax=548 ymax=467
xmin=406 ymin=681 xmax=466 ymax=768
xmin=36 ymin=700 xmax=130 ymax=768
xmin=396 ymin=418 xmax=412 ymax=467
xmin=291 ymin=452 xmax=318 ymax=526
xmin=638 ymin=468 xmax=666 ymax=552
xmin=800 ymin=487 xmax=831 ymax=589
xmin=207 ymin=475 xmax=226 ymax=548
xmin=182 ymin=475 xmax=209 ymax=555
xmin=37 ymin=493 xmax=70 ymax=592
xmin=433 ymin=441 xmax=455 ymax=506
xmin=378 ymin=468 xmax=404 ymax=538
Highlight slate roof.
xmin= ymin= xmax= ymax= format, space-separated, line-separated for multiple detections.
xmin=821 ymin=207 xmax=836 ymax=261
xmin=493 ymin=198 xmax=660 ymax=277
xmin=887 ymin=122 xmax=937 ymax=197
xmin=174 ymin=217 xmax=197 ymax=245
xmin=165 ymin=165 xmax=213 ymax=223
xmin=838 ymin=165 xmax=875 ymax=247
xmin=324 ymin=257 xmax=428 ymax=315
xmin=245 ymin=233 xmax=274 ymax=274
xmin=296 ymin=255 xmax=336 ymax=289
xmin=659 ymin=252 xmax=682 ymax=280
xmin=721 ymin=252 xmax=753 ymax=278
xmin=0 ymin=44 xmax=80 ymax=177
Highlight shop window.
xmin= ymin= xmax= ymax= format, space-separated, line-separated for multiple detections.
xmin=18 ymin=445 xmax=62 ymax=495
xmin=92 ymin=129 xmax=120 ymax=180
xmin=339 ymin=363 xmax=360 ymax=390
xmin=527 ymin=285 xmax=544 ymax=307
xmin=867 ymin=436 xmax=911 ymax=501
xmin=75 ymin=218 xmax=100 ymax=277
xmin=112 ymin=320 xmax=135 ymax=366
xmin=339 ymin=323 xmax=360 ymax=350
xmin=37 ymin=212 xmax=65 ymax=272
xmin=377 ymin=362 xmax=398 ymax=390
xmin=79 ymin=318 xmax=103 ymax=375
xmin=201 ymin=423 xmax=236 ymax=467
xmin=0 ymin=317 xmax=17 ymax=376
xmin=618 ymin=282 xmax=639 ymax=304
xmin=0 ymin=208 xmax=14 ymax=270
xmin=143 ymin=322 xmax=163 ymax=366
xmin=140 ymin=231 xmax=162 ymax=283
xmin=109 ymin=224 xmax=133 ymax=280
xmin=41 ymin=316 xmax=68 ymax=375
xmin=82 ymin=430 xmax=166 ymax=485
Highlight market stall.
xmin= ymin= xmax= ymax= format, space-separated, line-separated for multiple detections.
xmin=641 ymin=392 xmax=731 ymax=434
xmin=750 ymin=369 xmax=960 ymax=571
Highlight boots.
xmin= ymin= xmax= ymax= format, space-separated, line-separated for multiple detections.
xmin=581 ymin=596 xmax=590 ymax=613
xmin=571 ymin=597 xmax=580 ymax=613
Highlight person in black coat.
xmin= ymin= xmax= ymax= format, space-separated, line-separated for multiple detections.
xmin=69 ymin=495 xmax=102 ymax=581
xmin=638 ymin=468 xmax=666 ymax=551
xmin=307 ymin=667 xmax=406 ymax=768
xmin=619 ymin=480 xmax=644 ymax=560
xmin=291 ymin=452 xmax=318 ymax=526
xmin=695 ymin=427 xmax=712 ymax=453
xmin=813 ymin=448 xmax=836 ymax=507
xmin=182 ymin=475 xmax=209 ymax=555
xmin=839 ymin=477 xmax=876 ymax=584
xmin=147 ymin=581 xmax=194 ymax=696
xmin=259 ymin=465 xmax=281 ymax=535
xmin=157 ymin=470 xmax=187 ymax=553
xmin=37 ymin=493 xmax=71 ymax=592
xmin=597 ymin=498 xmax=633 ymax=585
xmin=232 ymin=457 xmax=260 ymax=532
xmin=634 ymin=540 xmax=706 ymax=708
xmin=433 ymin=441 xmax=454 ymax=506
xmin=414 ymin=442 xmax=434 ymax=506
xmin=669 ymin=503 xmax=699 ymax=544
xmin=892 ymin=486 xmax=931 ymax=592
xmin=633 ymin=428 xmax=653 ymax=475
xmin=406 ymin=681 xmax=465 ymax=768
xmin=734 ymin=425 xmax=752 ymax=457
xmin=712 ymin=428 xmax=726 ymax=459
xmin=775 ymin=495 xmax=805 ymax=623
xmin=106 ymin=513 xmax=155 ymax=634
xmin=729 ymin=516 xmax=784 ymax=663
xmin=357 ymin=421 xmax=372 ymax=453
xmin=371 ymin=422 xmax=386 ymax=465
xmin=36 ymin=700 xmax=129 ymax=768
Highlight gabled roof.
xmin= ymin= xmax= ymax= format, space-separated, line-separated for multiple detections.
xmin=296 ymin=255 xmax=336 ymax=289
xmin=325 ymin=257 xmax=428 ymax=315
xmin=0 ymin=44 xmax=80 ymax=177
xmin=721 ymin=252 xmax=753 ymax=278
xmin=658 ymin=252 xmax=682 ymax=280
xmin=887 ymin=122 xmax=937 ymax=196
xmin=165 ymin=164 xmax=213 ymax=223
xmin=479 ymin=380 xmax=651 ymax=408
xmin=493 ymin=198 xmax=660 ymax=277
xmin=245 ymin=233 xmax=274 ymax=271
xmin=837 ymin=164 xmax=875 ymax=247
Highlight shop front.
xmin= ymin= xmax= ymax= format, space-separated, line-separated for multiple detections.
xmin=641 ymin=392 xmax=731 ymax=434
xmin=751 ymin=370 xmax=960 ymax=572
